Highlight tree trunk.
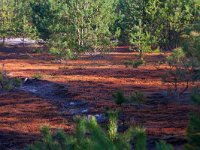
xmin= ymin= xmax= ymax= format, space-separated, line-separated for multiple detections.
xmin=139 ymin=50 xmax=143 ymax=60
xmin=2 ymin=37 xmax=5 ymax=47
xmin=23 ymin=36 xmax=25 ymax=47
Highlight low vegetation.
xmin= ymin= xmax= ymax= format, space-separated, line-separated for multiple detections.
xmin=124 ymin=60 xmax=146 ymax=68
xmin=27 ymin=112 xmax=174 ymax=150
xmin=161 ymin=48 xmax=200 ymax=99
xmin=27 ymin=93 xmax=200 ymax=150
xmin=0 ymin=0 xmax=199 ymax=149
xmin=0 ymin=72 xmax=22 ymax=91
xmin=130 ymin=91 xmax=146 ymax=106
xmin=113 ymin=90 xmax=145 ymax=106
xmin=185 ymin=94 xmax=200 ymax=150
xmin=32 ymin=73 xmax=43 ymax=80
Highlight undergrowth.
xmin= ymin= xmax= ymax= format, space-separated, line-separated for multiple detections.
xmin=27 ymin=113 xmax=173 ymax=150
xmin=0 ymin=70 xmax=22 ymax=91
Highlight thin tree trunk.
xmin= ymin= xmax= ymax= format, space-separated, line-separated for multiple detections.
xmin=139 ymin=49 xmax=143 ymax=60
xmin=23 ymin=35 xmax=25 ymax=47
xmin=77 ymin=28 xmax=81 ymax=46
xmin=2 ymin=37 xmax=5 ymax=47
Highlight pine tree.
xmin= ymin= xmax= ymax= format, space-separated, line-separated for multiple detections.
xmin=30 ymin=0 xmax=59 ymax=41
xmin=48 ymin=0 xmax=119 ymax=60
xmin=14 ymin=0 xmax=37 ymax=46
xmin=27 ymin=114 xmax=138 ymax=150
xmin=182 ymin=0 xmax=200 ymax=61
xmin=129 ymin=19 xmax=155 ymax=60
xmin=118 ymin=0 xmax=198 ymax=50
xmin=117 ymin=0 xmax=143 ymax=44
xmin=185 ymin=94 xmax=200 ymax=150
xmin=0 ymin=0 xmax=15 ymax=46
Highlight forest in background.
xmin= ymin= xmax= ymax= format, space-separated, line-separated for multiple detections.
xmin=0 ymin=0 xmax=199 ymax=59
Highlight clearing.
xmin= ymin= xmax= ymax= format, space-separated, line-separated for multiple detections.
xmin=0 ymin=46 xmax=197 ymax=150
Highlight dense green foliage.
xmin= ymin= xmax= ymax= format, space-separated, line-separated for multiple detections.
xmin=162 ymin=48 xmax=200 ymax=98
xmin=117 ymin=0 xmax=199 ymax=58
xmin=0 ymin=68 xmax=22 ymax=91
xmin=185 ymin=94 xmax=200 ymax=150
xmin=124 ymin=59 xmax=145 ymax=68
xmin=112 ymin=90 xmax=146 ymax=106
xmin=29 ymin=0 xmax=58 ymax=41
xmin=112 ymin=90 xmax=127 ymax=105
xmin=156 ymin=141 xmax=174 ymax=150
xmin=27 ymin=114 xmax=145 ymax=150
xmin=27 ymin=114 xmax=176 ymax=150
xmin=182 ymin=10 xmax=200 ymax=61
xmin=0 ymin=0 xmax=199 ymax=56
xmin=161 ymin=11 xmax=200 ymax=98
xmin=0 ymin=0 xmax=16 ymax=46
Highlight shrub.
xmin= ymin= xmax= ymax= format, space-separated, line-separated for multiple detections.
xmin=112 ymin=90 xmax=127 ymax=132
xmin=12 ymin=78 xmax=22 ymax=87
xmin=130 ymin=91 xmax=145 ymax=105
xmin=32 ymin=73 xmax=43 ymax=79
xmin=185 ymin=94 xmax=200 ymax=150
xmin=107 ymin=110 xmax=118 ymax=140
xmin=132 ymin=60 xmax=145 ymax=68
xmin=123 ymin=60 xmax=145 ymax=68
xmin=0 ymin=73 xmax=22 ymax=91
xmin=27 ymin=114 xmax=144 ymax=150
xmin=162 ymin=49 xmax=200 ymax=98
xmin=134 ymin=127 xmax=147 ymax=150
xmin=112 ymin=90 xmax=127 ymax=106
xmin=166 ymin=48 xmax=185 ymax=66
xmin=49 ymin=36 xmax=76 ymax=63
xmin=182 ymin=22 xmax=200 ymax=62
xmin=153 ymin=48 xmax=161 ymax=53
xmin=112 ymin=90 xmax=146 ymax=106
xmin=124 ymin=60 xmax=133 ymax=68
xmin=27 ymin=113 xmax=176 ymax=150
xmin=2 ymin=81 xmax=14 ymax=91
xmin=156 ymin=140 xmax=174 ymax=150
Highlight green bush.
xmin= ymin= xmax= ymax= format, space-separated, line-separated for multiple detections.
xmin=166 ymin=48 xmax=185 ymax=66
xmin=153 ymin=48 xmax=161 ymax=53
xmin=32 ymin=73 xmax=43 ymax=79
xmin=27 ymin=113 xmax=176 ymax=150
xmin=12 ymin=77 xmax=22 ymax=87
xmin=163 ymin=48 xmax=200 ymax=98
xmin=27 ymin=114 xmax=146 ymax=150
xmin=132 ymin=60 xmax=145 ymax=68
xmin=123 ymin=60 xmax=145 ymax=68
xmin=49 ymin=36 xmax=76 ymax=63
xmin=112 ymin=90 xmax=127 ymax=105
xmin=124 ymin=60 xmax=133 ymax=68
xmin=0 ymin=73 xmax=22 ymax=91
xmin=156 ymin=140 xmax=174 ymax=150
xmin=130 ymin=91 xmax=145 ymax=105
xmin=3 ymin=81 xmax=14 ymax=91
xmin=185 ymin=94 xmax=200 ymax=150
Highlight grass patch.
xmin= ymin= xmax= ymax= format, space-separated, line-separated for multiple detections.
xmin=32 ymin=73 xmax=43 ymax=79
xmin=124 ymin=60 xmax=145 ymax=68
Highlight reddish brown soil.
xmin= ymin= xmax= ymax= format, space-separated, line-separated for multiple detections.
xmin=0 ymin=91 xmax=72 ymax=150
xmin=0 ymin=46 xmax=197 ymax=149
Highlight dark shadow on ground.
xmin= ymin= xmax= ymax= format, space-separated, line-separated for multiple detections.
xmin=0 ymin=90 xmax=73 ymax=150
xmin=0 ymin=130 xmax=38 ymax=150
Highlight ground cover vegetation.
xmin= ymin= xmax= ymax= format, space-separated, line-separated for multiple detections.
xmin=0 ymin=0 xmax=200 ymax=149
xmin=27 ymin=92 xmax=200 ymax=150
